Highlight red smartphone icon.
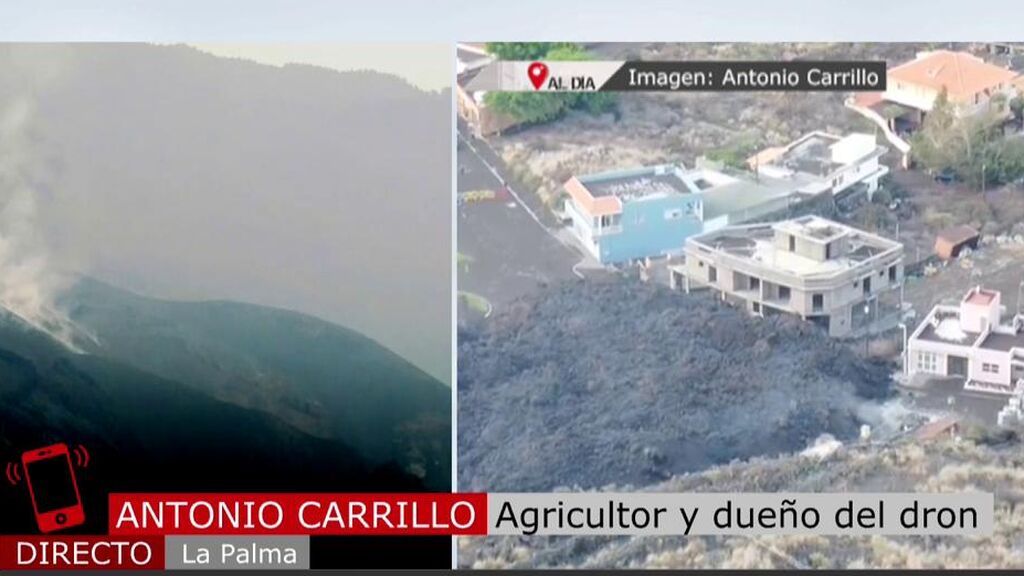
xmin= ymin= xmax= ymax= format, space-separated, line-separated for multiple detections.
xmin=21 ymin=443 xmax=86 ymax=533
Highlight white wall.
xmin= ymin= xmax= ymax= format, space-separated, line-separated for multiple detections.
xmin=969 ymin=346 xmax=1013 ymax=386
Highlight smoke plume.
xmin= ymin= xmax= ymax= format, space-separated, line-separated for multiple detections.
xmin=0 ymin=94 xmax=86 ymax=350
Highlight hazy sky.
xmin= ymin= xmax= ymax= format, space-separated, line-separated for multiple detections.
xmin=1 ymin=0 xmax=1023 ymax=42
xmin=0 ymin=43 xmax=452 ymax=384
xmin=189 ymin=43 xmax=450 ymax=91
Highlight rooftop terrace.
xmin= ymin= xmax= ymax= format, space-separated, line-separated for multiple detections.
xmin=916 ymin=309 xmax=981 ymax=345
xmin=574 ymin=164 xmax=744 ymax=204
xmin=582 ymin=171 xmax=694 ymax=200
xmin=775 ymin=216 xmax=848 ymax=243
xmin=775 ymin=134 xmax=843 ymax=177
xmin=752 ymin=132 xmax=886 ymax=179
xmin=690 ymin=218 xmax=901 ymax=279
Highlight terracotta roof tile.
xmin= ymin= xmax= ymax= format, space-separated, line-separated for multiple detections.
xmin=888 ymin=50 xmax=1019 ymax=103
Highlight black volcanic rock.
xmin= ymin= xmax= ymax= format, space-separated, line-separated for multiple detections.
xmin=458 ymin=279 xmax=892 ymax=491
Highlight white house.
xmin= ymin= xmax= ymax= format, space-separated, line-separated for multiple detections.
xmin=907 ymin=286 xmax=1024 ymax=395
xmin=746 ymin=132 xmax=889 ymax=198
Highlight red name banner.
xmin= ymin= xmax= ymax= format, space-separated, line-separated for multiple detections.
xmin=0 ymin=536 xmax=164 ymax=570
xmin=108 ymin=493 xmax=488 ymax=535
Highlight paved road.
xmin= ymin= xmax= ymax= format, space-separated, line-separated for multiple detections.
xmin=456 ymin=126 xmax=582 ymax=312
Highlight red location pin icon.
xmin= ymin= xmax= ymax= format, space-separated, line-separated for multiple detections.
xmin=528 ymin=62 xmax=549 ymax=90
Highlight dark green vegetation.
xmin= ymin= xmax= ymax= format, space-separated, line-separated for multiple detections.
xmin=458 ymin=279 xmax=891 ymax=491
xmin=911 ymin=90 xmax=1024 ymax=188
xmin=703 ymin=133 xmax=762 ymax=170
xmin=483 ymin=43 xmax=617 ymax=125
xmin=1010 ymin=95 xmax=1024 ymax=130
xmin=59 ymin=278 xmax=450 ymax=490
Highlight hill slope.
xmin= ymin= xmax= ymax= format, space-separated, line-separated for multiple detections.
xmin=460 ymin=434 xmax=1024 ymax=569
xmin=0 ymin=309 xmax=431 ymax=535
xmin=58 ymin=277 xmax=450 ymax=490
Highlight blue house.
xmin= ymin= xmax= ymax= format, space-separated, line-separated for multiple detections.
xmin=562 ymin=164 xmax=735 ymax=264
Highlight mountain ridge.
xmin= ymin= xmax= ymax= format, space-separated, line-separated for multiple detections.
xmin=0 ymin=306 xmax=434 ymax=534
xmin=52 ymin=276 xmax=450 ymax=490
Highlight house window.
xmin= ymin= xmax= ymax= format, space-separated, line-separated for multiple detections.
xmin=778 ymin=286 xmax=791 ymax=301
xmin=825 ymin=242 xmax=832 ymax=260
xmin=752 ymin=302 xmax=761 ymax=313
xmin=708 ymin=266 xmax=717 ymax=283
xmin=788 ymin=235 xmax=795 ymax=252
xmin=982 ymin=363 xmax=1000 ymax=374
xmin=916 ymin=352 xmax=938 ymax=374
xmin=889 ymin=265 xmax=897 ymax=283
xmin=812 ymin=293 xmax=824 ymax=312
xmin=749 ymin=277 xmax=760 ymax=291
xmin=600 ymin=215 xmax=613 ymax=227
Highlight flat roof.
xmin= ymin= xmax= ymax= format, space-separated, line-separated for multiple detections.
xmin=568 ymin=165 xmax=747 ymax=217
xmin=966 ymin=288 xmax=998 ymax=306
xmin=751 ymin=132 xmax=886 ymax=179
xmin=980 ymin=331 xmax=1024 ymax=352
xmin=916 ymin=310 xmax=981 ymax=345
xmin=700 ymin=173 xmax=806 ymax=221
xmin=774 ymin=215 xmax=850 ymax=244
xmin=775 ymin=134 xmax=842 ymax=177
xmin=689 ymin=218 xmax=902 ymax=279
xmin=581 ymin=171 xmax=693 ymax=200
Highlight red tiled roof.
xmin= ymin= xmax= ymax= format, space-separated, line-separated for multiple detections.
xmin=888 ymin=50 xmax=1019 ymax=103
xmin=915 ymin=416 xmax=959 ymax=441
xmin=852 ymin=91 xmax=884 ymax=108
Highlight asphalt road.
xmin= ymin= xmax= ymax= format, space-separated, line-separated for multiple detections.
xmin=456 ymin=127 xmax=580 ymax=311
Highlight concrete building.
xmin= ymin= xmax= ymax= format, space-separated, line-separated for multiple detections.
xmin=561 ymin=163 xmax=799 ymax=264
xmin=675 ymin=216 xmax=904 ymax=337
xmin=908 ymin=286 xmax=1024 ymax=395
xmin=563 ymin=133 xmax=890 ymax=265
xmin=746 ymin=132 xmax=889 ymax=198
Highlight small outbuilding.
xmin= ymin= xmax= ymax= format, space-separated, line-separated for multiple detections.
xmin=915 ymin=416 xmax=961 ymax=442
xmin=934 ymin=225 xmax=980 ymax=260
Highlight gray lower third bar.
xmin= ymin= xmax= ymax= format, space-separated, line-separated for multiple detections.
xmin=164 ymin=536 xmax=310 ymax=570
